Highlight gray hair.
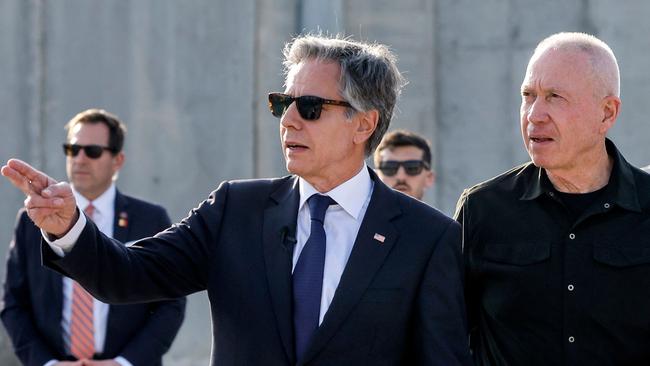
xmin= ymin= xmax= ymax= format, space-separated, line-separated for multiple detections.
xmin=282 ymin=35 xmax=406 ymax=156
xmin=532 ymin=32 xmax=620 ymax=97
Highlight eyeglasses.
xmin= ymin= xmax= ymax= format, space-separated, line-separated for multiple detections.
xmin=378 ymin=160 xmax=430 ymax=176
xmin=268 ymin=92 xmax=353 ymax=120
xmin=62 ymin=143 xmax=115 ymax=159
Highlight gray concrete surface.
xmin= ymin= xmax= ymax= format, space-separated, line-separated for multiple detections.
xmin=1 ymin=1 xmax=649 ymax=364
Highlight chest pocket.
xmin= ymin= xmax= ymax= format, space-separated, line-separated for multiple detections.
xmin=481 ymin=241 xmax=551 ymax=266
xmin=593 ymin=219 xmax=650 ymax=267
xmin=593 ymin=245 xmax=650 ymax=267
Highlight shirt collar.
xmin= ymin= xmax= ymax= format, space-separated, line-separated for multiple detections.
xmin=73 ymin=183 xmax=117 ymax=215
xmin=519 ymin=165 xmax=553 ymax=201
xmin=520 ymin=139 xmax=642 ymax=212
xmin=298 ymin=164 xmax=372 ymax=221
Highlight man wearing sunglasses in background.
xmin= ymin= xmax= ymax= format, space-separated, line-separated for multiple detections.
xmin=1 ymin=109 xmax=185 ymax=366
xmin=374 ymin=130 xmax=435 ymax=200
xmin=2 ymin=35 xmax=471 ymax=365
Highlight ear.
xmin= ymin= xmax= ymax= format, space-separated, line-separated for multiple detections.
xmin=425 ymin=170 xmax=435 ymax=188
xmin=352 ymin=109 xmax=379 ymax=146
xmin=600 ymin=95 xmax=621 ymax=134
xmin=112 ymin=152 xmax=125 ymax=172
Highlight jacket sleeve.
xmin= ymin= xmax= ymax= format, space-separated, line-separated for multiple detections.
xmin=1 ymin=211 xmax=58 ymax=366
xmin=42 ymin=182 xmax=232 ymax=303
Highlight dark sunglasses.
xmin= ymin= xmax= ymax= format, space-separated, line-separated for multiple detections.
xmin=378 ymin=160 xmax=430 ymax=177
xmin=268 ymin=92 xmax=353 ymax=120
xmin=62 ymin=143 xmax=115 ymax=159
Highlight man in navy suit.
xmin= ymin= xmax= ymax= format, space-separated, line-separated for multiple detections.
xmin=2 ymin=36 xmax=471 ymax=365
xmin=1 ymin=109 xmax=185 ymax=366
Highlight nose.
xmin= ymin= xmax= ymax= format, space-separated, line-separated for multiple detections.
xmin=280 ymin=102 xmax=302 ymax=130
xmin=71 ymin=149 xmax=90 ymax=161
xmin=394 ymin=165 xmax=409 ymax=179
xmin=525 ymin=97 xmax=548 ymax=125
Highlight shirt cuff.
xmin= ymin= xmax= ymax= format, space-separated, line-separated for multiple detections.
xmin=41 ymin=208 xmax=87 ymax=256
xmin=115 ymin=356 xmax=134 ymax=366
xmin=43 ymin=360 xmax=57 ymax=366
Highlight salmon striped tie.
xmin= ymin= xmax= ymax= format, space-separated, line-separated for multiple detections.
xmin=69 ymin=202 xmax=96 ymax=359
xmin=84 ymin=203 xmax=95 ymax=221
xmin=70 ymin=281 xmax=95 ymax=359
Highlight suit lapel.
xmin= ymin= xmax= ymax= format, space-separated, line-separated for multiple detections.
xmin=112 ymin=190 xmax=130 ymax=243
xmin=303 ymin=170 xmax=402 ymax=363
xmin=262 ymin=176 xmax=300 ymax=364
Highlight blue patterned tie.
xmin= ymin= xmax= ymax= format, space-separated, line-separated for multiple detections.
xmin=293 ymin=194 xmax=335 ymax=361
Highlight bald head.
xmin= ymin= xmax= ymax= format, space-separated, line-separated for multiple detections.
xmin=529 ymin=32 xmax=620 ymax=98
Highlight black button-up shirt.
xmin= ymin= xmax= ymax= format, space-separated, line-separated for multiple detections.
xmin=455 ymin=139 xmax=650 ymax=366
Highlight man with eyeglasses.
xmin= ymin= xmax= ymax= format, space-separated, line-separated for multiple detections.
xmin=2 ymin=36 xmax=471 ymax=365
xmin=374 ymin=130 xmax=435 ymax=200
xmin=1 ymin=109 xmax=185 ymax=366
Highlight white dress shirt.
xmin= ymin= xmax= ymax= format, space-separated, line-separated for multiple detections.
xmin=44 ymin=184 xmax=132 ymax=366
xmin=294 ymin=165 xmax=373 ymax=324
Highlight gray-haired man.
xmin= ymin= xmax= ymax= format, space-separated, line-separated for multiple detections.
xmin=3 ymin=35 xmax=471 ymax=365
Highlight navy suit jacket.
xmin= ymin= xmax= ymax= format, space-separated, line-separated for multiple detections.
xmin=2 ymin=191 xmax=186 ymax=366
xmin=44 ymin=169 xmax=471 ymax=365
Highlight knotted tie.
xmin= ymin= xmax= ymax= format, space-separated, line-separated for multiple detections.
xmin=84 ymin=202 xmax=95 ymax=221
xmin=293 ymin=194 xmax=335 ymax=361
xmin=69 ymin=203 xmax=96 ymax=359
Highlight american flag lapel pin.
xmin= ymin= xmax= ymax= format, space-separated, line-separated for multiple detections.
xmin=118 ymin=212 xmax=129 ymax=228
xmin=373 ymin=233 xmax=385 ymax=244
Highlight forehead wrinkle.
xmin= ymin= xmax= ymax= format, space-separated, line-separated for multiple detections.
xmin=531 ymin=47 xmax=614 ymax=99
xmin=523 ymin=50 xmax=589 ymax=97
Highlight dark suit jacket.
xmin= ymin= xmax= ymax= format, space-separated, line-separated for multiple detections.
xmin=2 ymin=191 xmax=186 ymax=366
xmin=44 ymin=169 xmax=471 ymax=365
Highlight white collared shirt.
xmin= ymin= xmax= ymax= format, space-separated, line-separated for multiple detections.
xmin=295 ymin=164 xmax=373 ymax=324
xmin=73 ymin=185 xmax=116 ymax=239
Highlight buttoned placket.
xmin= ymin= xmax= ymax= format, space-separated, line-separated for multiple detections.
xmin=561 ymin=199 xmax=615 ymax=363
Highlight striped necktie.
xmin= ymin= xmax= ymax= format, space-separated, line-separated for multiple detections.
xmin=69 ymin=282 xmax=95 ymax=359
xmin=84 ymin=202 xmax=95 ymax=221
xmin=68 ymin=203 xmax=96 ymax=359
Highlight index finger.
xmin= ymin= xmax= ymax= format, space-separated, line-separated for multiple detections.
xmin=2 ymin=159 xmax=56 ymax=195
xmin=1 ymin=162 xmax=32 ymax=195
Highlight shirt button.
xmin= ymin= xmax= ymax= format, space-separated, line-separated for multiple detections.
xmin=567 ymin=284 xmax=574 ymax=291
xmin=568 ymin=336 xmax=575 ymax=343
xmin=603 ymin=202 xmax=610 ymax=209
xmin=569 ymin=233 xmax=576 ymax=240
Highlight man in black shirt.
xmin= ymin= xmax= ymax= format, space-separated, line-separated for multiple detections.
xmin=455 ymin=32 xmax=650 ymax=365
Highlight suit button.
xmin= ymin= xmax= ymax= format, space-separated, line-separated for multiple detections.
xmin=569 ymin=233 xmax=576 ymax=240
xmin=568 ymin=336 xmax=575 ymax=343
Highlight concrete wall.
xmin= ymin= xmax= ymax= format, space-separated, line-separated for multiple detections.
xmin=1 ymin=1 xmax=649 ymax=364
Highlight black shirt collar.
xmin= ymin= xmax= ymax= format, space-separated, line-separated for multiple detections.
xmin=519 ymin=139 xmax=641 ymax=213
